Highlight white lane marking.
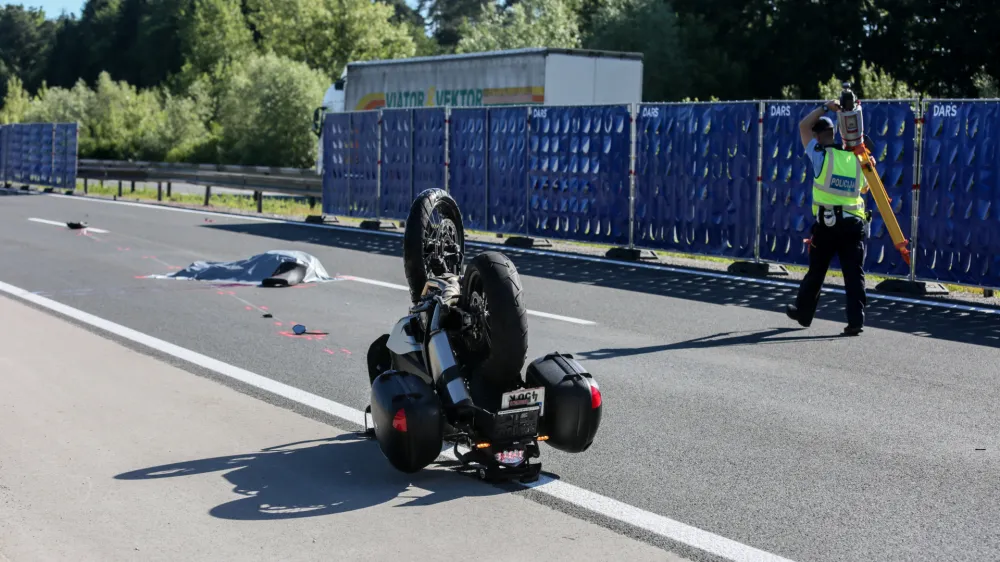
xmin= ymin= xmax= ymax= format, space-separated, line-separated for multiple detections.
xmin=0 ymin=279 xmax=365 ymax=426
xmin=28 ymin=217 xmax=110 ymax=233
xmin=0 ymin=278 xmax=796 ymax=562
xmin=340 ymin=275 xmax=597 ymax=326
xmin=524 ymin=309 xmax=596 ymax=325
xmin=41 ymin=192 xmax=1000 ymax=316
xmin=337 ymin=275 xmax=408 ymax=291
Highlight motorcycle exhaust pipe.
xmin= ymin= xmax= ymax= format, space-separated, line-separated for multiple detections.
xmin=426 ymin=300 xmax=473 ymax=409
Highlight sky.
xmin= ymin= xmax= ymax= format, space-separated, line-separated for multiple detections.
xmin=3 ymin=0 xmax=82 ymax=17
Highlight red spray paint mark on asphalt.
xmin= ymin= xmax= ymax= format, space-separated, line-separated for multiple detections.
xmin=217 ymin=290 xmax=235 ymax=295
xmin=323 ymin=349 xmax=336 ymax=355
xmin=245 ymin=306 xmax=253 ymax=310
xmin=278 ymin=330 xmax=328 ymax=341
xmin=274 ymin=322 xmax=283 ymax=326
xmin=117 ymin=247 xmax=130 ymax=251
xmin=340 ymin=349 xmax=352 ymax=355
xmin=260 ymin=306 xmax=269 ymax=311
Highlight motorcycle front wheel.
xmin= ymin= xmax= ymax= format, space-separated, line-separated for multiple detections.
xmin=403 ymin=188 xmax=465 ymax=304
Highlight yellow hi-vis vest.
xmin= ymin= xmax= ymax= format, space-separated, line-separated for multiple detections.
xmin=813 ymin=146 xmax=866 ymax=220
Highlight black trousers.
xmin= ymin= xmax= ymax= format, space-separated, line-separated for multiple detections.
xmin=794 ymin=213 xmax=868 ymax=327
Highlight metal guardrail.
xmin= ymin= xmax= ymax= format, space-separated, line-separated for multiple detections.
xmin=76 ymin=159 xmax=323 ymax=211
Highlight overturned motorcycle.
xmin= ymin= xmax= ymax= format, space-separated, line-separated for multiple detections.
xmin=363 ymin=188 xmax=602 ymax=483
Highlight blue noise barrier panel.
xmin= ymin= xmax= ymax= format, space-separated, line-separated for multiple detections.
xmin=54 ymin=123 xmax=78 ymax=189
xmin=379 ymin=109 xmax=413 ymax=221
xmin=857 ymin=101 xmax=916 ymax=277
xmin=489 ymin=107 xmax=529 ymax=234
xmin=413 ymin=108 xmax=446 ymax=206
xmin=528 ymin=105 xmax=630 ymax=245
xmin=25 ymin=124 xmax=49 ymax=185
xmin=758 ymin=101 xmax=915 ymax=275
xmin=916 ymin=100 xmax=1000 ymax=288
xmin=321 ymin=113 xmax=352 ymax=216
xmin=634 ymin=103 xmax=759 ymax=258
xmin=8 ymin=125 xmax=27 ymax=185
xmin=447 ymin=108 xmax=488 ymax=230
xmin=350 ymin=111 xmax=380 ymax=218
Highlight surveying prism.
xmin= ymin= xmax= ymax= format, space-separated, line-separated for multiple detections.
xmin=835 ymin=82 xmax=911 ymax=265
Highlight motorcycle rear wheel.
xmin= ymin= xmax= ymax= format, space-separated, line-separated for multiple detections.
xmin=460 ymin=251 xmax=529 ymax=391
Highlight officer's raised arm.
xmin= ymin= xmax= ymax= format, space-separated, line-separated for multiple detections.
xmin=799 ymin=100 xmax=841 ymax=149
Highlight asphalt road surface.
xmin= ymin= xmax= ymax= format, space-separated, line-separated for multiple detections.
xmin=0 ymin=295 xmax=679 ymax=562
xmin=2 ymin=189 xmax=999 ymax=562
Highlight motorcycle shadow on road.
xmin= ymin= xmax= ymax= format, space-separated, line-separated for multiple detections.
xmin=114 ymin=434 xmax=509 ymax=521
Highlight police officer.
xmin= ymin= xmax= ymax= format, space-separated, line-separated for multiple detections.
xmin=785 ymin=100 xmax=870 ymax=336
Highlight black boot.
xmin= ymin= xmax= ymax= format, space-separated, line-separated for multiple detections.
xmin=786 ymin=304 xmax=810 ymax=328
xmin=843 ymin=325 xmax=863 ymax=336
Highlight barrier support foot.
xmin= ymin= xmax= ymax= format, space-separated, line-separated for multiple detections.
xmin=305 ymin=215 xmax=338 ymax=225
xmin=728 ymin=261 xmax=789 ymax=277
xmin=505 ymin=236 xmax=552 ymax=249
xmin=606 ymin=247 xmax=658 ymax=261
xmin=875 ymin=279 xmax=949 ymax=296
xmin=359 ymin=219 xmax=396 ymax=231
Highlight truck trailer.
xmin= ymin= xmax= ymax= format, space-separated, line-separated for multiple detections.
xmin=312 ymin=47 xmax=644 ymax=172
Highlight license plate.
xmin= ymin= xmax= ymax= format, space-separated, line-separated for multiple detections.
xmin=501 ymin=387 xmax=545 ymax=415
xmin=495 ymin=449 xmax=525 ymax=466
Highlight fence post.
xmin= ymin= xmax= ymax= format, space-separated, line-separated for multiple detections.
xmin=754 ymin=100 xmax=765 ymax=264
xmin=524 ymin=105 xmax=531 ymax=236
xmin=348 ymin=112 xmax=353 ymax=216
xmin=376 ymin=109 xmax=383 ymax=221
xmin=444 ymin=107 xmax=451 ymax=194
xmin=409 ymin=110 xmax=415 ymax=211
xmin=485 ymin=107 xmax=491 ymax=233
xmin=628 ymin=102 xmax=637 ymax=250
xmin=909 ymin=98 xmax=924 ymax=283
xmin=157 ymin=181 xmax=162 ymax=201
xmin=73 ymin=123 xmax=79 ymax=191
xmin=50 ymin=124 xmax=56 ymax=190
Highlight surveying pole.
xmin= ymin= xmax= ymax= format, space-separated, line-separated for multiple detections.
xmin=835 ymin=83 xmax=912 ymax=266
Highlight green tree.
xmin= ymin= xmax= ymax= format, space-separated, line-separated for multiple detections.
xmin=586 ymin=0 xmax=690 ymax=102
xmin=455 ymin=0 xmax=580 ymax=53
xmin=866 ymin=0 xmax=1000 ymax=98
xmin=216 ymin=52 xmax=329 ymax=167
xmin=0 ymin=5 xmax=57 ymax=99
xmin=246 ymin=0 xmax=416 ymax=80
xmin=44 ymin=16 xmax=88 ymax=90
xmin=74 ymin=0 xmax=125 ymax=85
xmin=972 ymin=71 xmax=998 ymax=98
xmin=178 ymin=0 xmax=254 ymax=79
xmin=817 ymin=61 xmax=920 ymax=100
xmin=419 ymin=0 xmax=488 ymax=49
xmin=84 ymin=71 xmax=165 ymax=159
xmin=0 ymin=75 xmax=31 ymax=124
xmin=22 ymin=79 xmax=95 ymax=124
